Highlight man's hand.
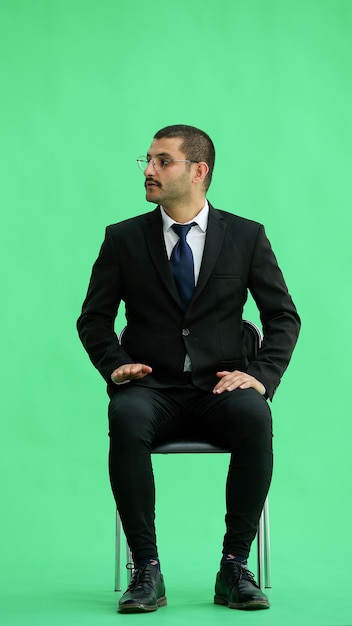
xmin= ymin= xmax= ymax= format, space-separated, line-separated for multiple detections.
xmin=213 ymin=370 xmax=265 ymax=395
xmin=111 ymin=363 xmax=153 ymax=384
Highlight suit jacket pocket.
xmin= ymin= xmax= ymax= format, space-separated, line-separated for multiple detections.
xmin=218 ymin=359 xmax=247 ymax=372
xmin=211 ymin=274 xmax=240 ymax=279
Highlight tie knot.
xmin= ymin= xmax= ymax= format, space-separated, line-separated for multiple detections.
xmin=172 ymin=222 xmax=196 ymax=240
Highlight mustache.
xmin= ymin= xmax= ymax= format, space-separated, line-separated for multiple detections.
xmin=145 ymin=177 xmax=161 ymax=188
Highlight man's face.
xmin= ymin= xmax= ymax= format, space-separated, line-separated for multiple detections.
xmin=143 ymin=137 xmax=195 ymax=208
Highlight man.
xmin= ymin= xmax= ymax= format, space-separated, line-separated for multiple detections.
xmin=77 ymin=124 xmax=300 ymax=613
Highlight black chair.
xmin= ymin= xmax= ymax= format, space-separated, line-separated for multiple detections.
xmin=114 ymin=320 xmax=272 ymax=591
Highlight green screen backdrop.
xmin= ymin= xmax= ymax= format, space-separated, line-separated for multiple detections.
xmin=1 ymin=1 xmax=351 ymax=625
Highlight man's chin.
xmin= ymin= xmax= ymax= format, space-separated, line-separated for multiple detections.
xmin=145 ymin=191 xmax=161 ymax=204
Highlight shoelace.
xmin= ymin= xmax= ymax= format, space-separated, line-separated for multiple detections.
xmin=228 ymin=562 xmax=259 ymax=588
xmin=126 ymin=563 xmax=155 ymax=591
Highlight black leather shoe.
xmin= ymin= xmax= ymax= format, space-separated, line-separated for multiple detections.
xmin=214 ymin=561 xmax=270 ymax=610
xmin=118 ymin=564 xmax=167 ymax=613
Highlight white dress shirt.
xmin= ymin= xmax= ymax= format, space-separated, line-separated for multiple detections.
xmin=160 ymin=201 xmax=209 ymax=283
xmin=160 ymin=201 xmax=209 ymax=371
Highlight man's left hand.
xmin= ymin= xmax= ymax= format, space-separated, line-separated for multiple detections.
xmin=213 ymin=370 xmax=265 ymax=395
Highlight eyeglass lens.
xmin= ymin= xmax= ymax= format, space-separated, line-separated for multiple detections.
xmin=137 ymin=157 xmax=165 ymax=171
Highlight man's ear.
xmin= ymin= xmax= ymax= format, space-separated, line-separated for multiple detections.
xmin=192 ymin=161 xmax=209 ymax=185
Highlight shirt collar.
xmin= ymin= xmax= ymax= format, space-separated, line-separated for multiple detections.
xmin=160 ymin=201 xmax=209 ymax=233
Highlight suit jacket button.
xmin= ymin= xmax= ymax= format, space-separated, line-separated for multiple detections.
xmin=182 ymin=328 xmax=190 ymax=336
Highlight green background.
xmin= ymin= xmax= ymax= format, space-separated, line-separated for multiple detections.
xmin=1 ymin=1 xmax=351 ymax=624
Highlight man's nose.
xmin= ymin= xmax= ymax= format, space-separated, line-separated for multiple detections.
xmin=144 ymin=159 xmax=155 ymax=175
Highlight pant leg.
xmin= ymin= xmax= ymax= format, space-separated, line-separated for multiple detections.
xmin=108 ymin=384 xmax=181 ymax=561
xmin=190 ymin=388 xmax=273 ymax=558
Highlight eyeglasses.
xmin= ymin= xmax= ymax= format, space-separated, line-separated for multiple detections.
xmin=136 ymin=155 xmax=198 ymax=172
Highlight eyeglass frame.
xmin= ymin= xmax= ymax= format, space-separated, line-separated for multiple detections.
xmin=137 ymin=155 xmax=199 ymax=172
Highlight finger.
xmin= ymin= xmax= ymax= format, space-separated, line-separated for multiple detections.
xmin=240 ymin=379 xmax=265 ymax=395
xmin=239 ymin=381 xmax=251 ymax=389
xmin=112 ymin=365 xmax=138 ymax=382
xmin=138 ymin=364 xmax=153 ymax=378
xmin=214 ymin=375 xmax=249 ymax=394
xmin=216 ymin=370 xmax=231 ymax=379
xmin=213 ymin=376 xmax=238 ymax=394
xmin=125 ymin=363 xmax=153 ymax=380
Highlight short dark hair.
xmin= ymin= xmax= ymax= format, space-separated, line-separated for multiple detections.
xmin=154 ymin=124 xmax=215 ymax=191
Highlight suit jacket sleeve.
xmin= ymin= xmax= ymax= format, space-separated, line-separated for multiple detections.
xmin=77 ymin=227 xmax=134 ymax=382
xmin=245 ymin=224 xmax=300 ymax=399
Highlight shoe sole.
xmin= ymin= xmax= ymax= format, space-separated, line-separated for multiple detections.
xmin=118 ymin=596 xmax=167 ymax=613
xmin=214 ymin=595 xmax=270 ymax=610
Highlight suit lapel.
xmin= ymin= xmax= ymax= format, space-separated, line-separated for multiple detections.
xmin=192 ymin=205 xmax=226 ymax=303
xmin=145 ymin=207 xmax=181 ymax=306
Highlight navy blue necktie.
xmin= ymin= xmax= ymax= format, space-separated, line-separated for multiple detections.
xmin=170 ymin=223 xmax=196 ymax=310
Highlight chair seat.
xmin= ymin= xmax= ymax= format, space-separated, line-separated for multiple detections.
xmin=152 ymin=440 xmax=230 ymax=454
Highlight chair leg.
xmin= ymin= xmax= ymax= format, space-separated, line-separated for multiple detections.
xmin=257 ymin=506 xmax=265 ymax=590
xmin=256 ymin=497 xmax=272 ymax=590
xmin=115 ymin=510 xmax=122 ymax=592
xmin=263 ymin=497 xmax=272 ymax=588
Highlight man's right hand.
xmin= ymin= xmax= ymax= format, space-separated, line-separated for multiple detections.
xmin=111 ymin=363 xmax=153 ymax=384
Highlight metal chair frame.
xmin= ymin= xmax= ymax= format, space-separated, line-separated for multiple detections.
xmin=114 ymin=320 xmax=272 ymax=591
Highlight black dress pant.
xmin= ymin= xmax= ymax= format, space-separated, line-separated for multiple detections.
xmin=108 ymin=383 xmax=273 ymax=562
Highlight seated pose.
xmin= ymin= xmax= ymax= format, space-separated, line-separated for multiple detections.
xmin=77 ymin=124 xmax=300 ymax=613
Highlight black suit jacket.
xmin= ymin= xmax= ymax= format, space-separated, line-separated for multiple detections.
xmin=77 ymin=204 xmax=300 ymax=400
